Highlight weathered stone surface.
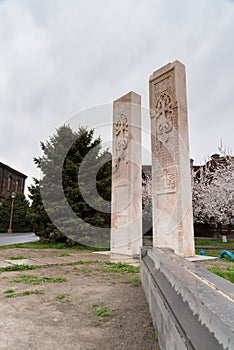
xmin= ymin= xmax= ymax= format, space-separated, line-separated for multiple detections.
xmin=111 ymin=91 xmax=142 ymax=256
xmin=149 ymin=60 xmax=195 ymax=257
xmin=4 ymin=259 xmax=38 ymax=266
xmin=29 ymin=257 xmax=63 ymax=266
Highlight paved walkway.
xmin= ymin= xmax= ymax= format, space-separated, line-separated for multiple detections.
xmin=0 ymin=233 xmax=39 ymax=246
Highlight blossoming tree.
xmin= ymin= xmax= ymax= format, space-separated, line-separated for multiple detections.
xmin=192 ymin=155 xmax=234 ymax=232
xmin=142 ymin=154 xmax=234 ymax=237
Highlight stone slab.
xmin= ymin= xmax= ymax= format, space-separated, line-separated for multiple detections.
xmin=30 ymin=257 xmax=64 ymax=266
xmin=111 ymin=91 xmax=142 ymax=256
xmin=149 ymin=61 xmax=195 ymax=257
xmin=0 ymin=261 xmax=12 ymax=268
xmin=4 ymin=259 xmax=38 ymax=266
xmin=92 ymin=251 xmax=110 ymax=255
xmin=186 ymin=255 xmax=218 ymax=262
xmin=53 ymin=256 xmax=82 ymax=263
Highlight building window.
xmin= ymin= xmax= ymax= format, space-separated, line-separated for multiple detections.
xmin=7 ymin=176 xmax=12 ymax=191
xmin=15 ymin=180 xmax=20 ymax=192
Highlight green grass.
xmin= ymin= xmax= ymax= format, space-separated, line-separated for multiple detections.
xmin=96 ymin=260 xmax=139 ymax=273
xmin=4 ymin=288 xmax=15 ymax=294
xmin=0 ymin=264 xmax=39 ymax=272
xmin=96 ymin=260 xmax=113 ymax=265
xmin=21 ymin=290 xmax=44 ymax=296
xmin=57 ymin=253 xmax=70 ymax=257
xmin=55 ymin=293 xmax=70 ymax=302
xmin=124 ymin=276 xmax=141 ymax=286
xmin=91 ymin=301 xmax=115 ymax=318
xmin=107 ymin=262 xmax=139 ymax=274
xmin=195 ymin=239 xmax=234 ymax=247
xmin=8 ymin=255 xmax=27 ymax=260
xmin=68 ymin=260 xmax=140 ymax=274
xmin=66 ymin=260 xmax=94 ymax=266
xmin=55 ymin=293 xmax=66 ymax=301
xmin=208 ymin=266 xmax=234 ymax=283
xmin=74 ymin=267 xmax=93 ymax=274
xmin=0 ymin=241 xmax=108 ymax=251
xmin=4 ymin=289 xmax=44 ymax=298
xmin=11 ymin=274 xmax=67 ymax=284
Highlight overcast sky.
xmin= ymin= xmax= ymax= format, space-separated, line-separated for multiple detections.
xmin=0 ymin=0 xmax=234 ymax=195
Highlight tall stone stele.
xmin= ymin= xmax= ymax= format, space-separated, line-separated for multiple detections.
xmin=149 ymin=60 xmax=195 ymax=257
xmin=111 ymin=91 xmax=142 ymax=256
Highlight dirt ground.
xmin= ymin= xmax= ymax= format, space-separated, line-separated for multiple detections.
xmin=0 ymin=248 xmax=160 ymax=350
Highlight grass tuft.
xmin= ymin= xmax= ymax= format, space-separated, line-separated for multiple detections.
xmin=11 ymin=275 xmax=67 ymax=284
xmin=91 ymin=301 xmax=114 ymax=318
xmin=4 ymin=289 xmax=15 ymax=294
xmin=57 ymin=253 xmax=70 ymax=257
xmin=4 ymin=289 xmax=44 ymax=298
xmin=0 ymin=265 xmax=39 ymax=272
xmin=74 ymin=267 xmax=93 ymax=275
xmin=124 ymin=276 xmax=141 ymax=286
xmin=66 ymin=260 xmax=93 ymax=266
xmin=55 ymin=293 xmax=70 ymax=303
xmin=107 ymin=262 xmax=139 ymax=274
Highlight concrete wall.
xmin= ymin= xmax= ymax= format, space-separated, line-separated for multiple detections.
xmin=141 ymin=248 xmax=234 ymax=350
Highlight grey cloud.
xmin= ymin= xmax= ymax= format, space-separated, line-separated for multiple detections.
xmin=0 ymin=0 xmax=234 ymax=194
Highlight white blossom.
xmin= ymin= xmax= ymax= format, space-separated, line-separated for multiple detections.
xmin=142 ymin=155 xmax=234 ymax=231
xmin=192 ymin=155 xmax=234 ymax=228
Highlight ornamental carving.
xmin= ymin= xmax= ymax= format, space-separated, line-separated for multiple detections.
xmin=113 ymin=114 xmax=129 ymax=173
xmin=156 ymin=168 xmax=177 ymax=193
xmin=156 ymin=93 xmax=173 ymax=145
xmin=115 ymin=114 xmax=129 ymax=153
xmin=116 ymin=114 xmax=128 ymax=137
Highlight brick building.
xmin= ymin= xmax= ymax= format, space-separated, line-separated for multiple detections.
xmin=0 ymin=162 xmax=27 ymax=203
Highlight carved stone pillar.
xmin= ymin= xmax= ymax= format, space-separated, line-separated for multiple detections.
xmin=111 ymin=91 xmax=142 ymax=256
xmin=149 ymin=61 xmax=195 ymax=257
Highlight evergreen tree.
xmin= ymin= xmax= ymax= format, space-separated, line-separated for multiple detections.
xmin=0 ymin=193 xmax=31 ymax=233
xmin=27 ymin=178 xmax=54 ymax=239
xmin=28 ymin=125 xmax=112 ymax=247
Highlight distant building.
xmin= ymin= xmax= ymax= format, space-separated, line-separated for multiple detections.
xmin=0 ymin=162 xmax=27 ymax=203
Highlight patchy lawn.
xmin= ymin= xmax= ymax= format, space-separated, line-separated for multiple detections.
xmin=0 ymin=248 xmax=159 ymax=350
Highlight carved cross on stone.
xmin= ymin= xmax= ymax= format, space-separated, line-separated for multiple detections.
xmin=111 ymin=91 xmax=142 ymax=256
xmin=115 ymin=114 xmax=129 ymax=155
xmin=116 ymin=114 xmax=128 ymax=138
xmin=149 ymin=60 xmax=195 ymax=257
xmin=156 ymin=93 xmax=173 ymax=144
